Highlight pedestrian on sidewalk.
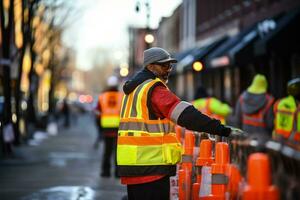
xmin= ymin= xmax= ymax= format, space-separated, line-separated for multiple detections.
xmin=95 ymin=76 xmax=123 ymax=177
xmin=62 ymin=98 xmax=70 ymax=128
xmin=117 ymin=47 xmax=232 ymax=200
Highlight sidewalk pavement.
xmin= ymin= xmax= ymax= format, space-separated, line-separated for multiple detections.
xmin=0 ymin=113 xmax=127 ymax=200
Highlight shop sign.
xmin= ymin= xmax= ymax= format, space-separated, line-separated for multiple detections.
xmin=257 ymin=19 xmax=276 ymax=38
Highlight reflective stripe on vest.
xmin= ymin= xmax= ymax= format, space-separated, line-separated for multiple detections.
xmin=241 ymin=94 xmax=274 ymax=127
xmin=117 ymin=78 xmax=182 ymax=166
xmin=119 ymin=119 xmax=175 ymax=135
xmin=274 ymin=96 xmax=300 ymax=142
xmin=99 ymin=91 xmax=123 ymax=128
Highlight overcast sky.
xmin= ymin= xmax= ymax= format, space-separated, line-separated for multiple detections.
xmin=62 ymin=0 xmax=182 ymax=71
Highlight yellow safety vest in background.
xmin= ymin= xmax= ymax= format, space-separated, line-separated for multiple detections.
xmin=117 ymin=78 xmax=182 ymax=166
xmin=274 ymin=95 xmax=300 ymax=142
xmin=98 ymin=91 xmax=123 ymax=128
xmin=193 ymin=97 xmax=230 ymax=124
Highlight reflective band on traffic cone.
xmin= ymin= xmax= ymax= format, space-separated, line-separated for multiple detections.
xmin=193 ymin=139 xmax=214 ymax=200
xmin=242 ymin=153 xmax=279 ymax=200
xmin=199 ymin=166 xmax=213 ymax=199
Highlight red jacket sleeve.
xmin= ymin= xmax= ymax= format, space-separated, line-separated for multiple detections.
xmin=150 ymin=85 xmax=181 ymax=119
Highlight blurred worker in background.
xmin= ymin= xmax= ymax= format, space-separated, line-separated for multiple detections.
xmin=234 ymin=74 xmax=274 ymax=137
xmin=117 ymin=47 xmax=232 ymax=200
xmin=95 ymin=76 xmax=123 ymax=177
xmin=93 ymin=102 xmax=102 ymax=149
xmin=273 ymin=77 xmax=300 ymax=145
xmin=193 ymin=86 xmax=232 ymax=124
xmin=62 ymin=98 xmax=70 ymax=128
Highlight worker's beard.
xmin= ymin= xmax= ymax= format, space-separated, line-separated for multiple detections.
xmin=152 ymin=71 xmax=169 ymax=83
xmin=161 ymin=74 xmax=169 ymax=84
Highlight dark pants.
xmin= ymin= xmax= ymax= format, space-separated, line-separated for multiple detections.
xmin=127 ymin=176 xmax=170 ymax=200
xmin=101 ymin=137 xmax=117 ymax=176
xmin=94 ymin=117 xmax=103 ymax=148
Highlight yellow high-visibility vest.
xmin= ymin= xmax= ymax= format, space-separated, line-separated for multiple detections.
xmin=117 ymin=78 xmax=182 ymax=168
xmin=193 ymin=97 xmax=229 ymax=124
xmin=274 ymin=95 xmax=300 ymax=142
xmin=98 ymin=91 xmax=123 ymax=128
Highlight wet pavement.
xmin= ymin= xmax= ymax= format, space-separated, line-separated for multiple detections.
xmin=0 ymin=113 xmax=126 ymax=200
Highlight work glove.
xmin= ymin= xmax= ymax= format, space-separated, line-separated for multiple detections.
xmin=221 ymin=126 xmax=232 ymax=137
xmin=225 ymin=125 xmax=248 ymax=138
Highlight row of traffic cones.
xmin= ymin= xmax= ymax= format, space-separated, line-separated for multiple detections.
xmin=172 ymin=126 xmax=280 ymax=200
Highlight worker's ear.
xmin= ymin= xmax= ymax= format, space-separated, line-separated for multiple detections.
xmin=146 ymin=64 xmax=154 ymax=71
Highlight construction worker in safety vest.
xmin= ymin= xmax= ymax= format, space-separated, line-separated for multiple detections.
xmin=95 ymin=76 xmax=123 ymax=177
xmin=234 ymin=74 xmax=274 ymax=136
xmin=273 ymin=77 xmax=300 ymax=144
xmin=192 ymin=86 xmax=232 ymax=124
xmin=117 ymin=47 xmax=232 ymax=200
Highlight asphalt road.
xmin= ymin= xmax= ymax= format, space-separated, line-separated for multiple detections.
xmin=0 ymin=113 xmax=126 ymax=200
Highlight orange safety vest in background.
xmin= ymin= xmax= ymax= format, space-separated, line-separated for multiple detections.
xmin=98 ymin=91 xmax=123 ymax=128
xmin=240 ymin=94 xmax=274 ymax=127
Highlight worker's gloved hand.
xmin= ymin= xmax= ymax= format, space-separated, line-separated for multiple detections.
xmin=226 ymin=125 xmax=247 ymax=138
xmin=221 ymin=125 xmax=232 ymax=137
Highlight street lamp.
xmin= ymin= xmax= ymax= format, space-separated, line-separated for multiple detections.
xmin=145 ymin=33 xmax=154 ymax=44
xmin=193 ymin=61 xmax=204 ymax=72
xmin=135 ymin=0 xmax=154 ymax=48
xmin=120 ymin=67 xmax=129 ymax=77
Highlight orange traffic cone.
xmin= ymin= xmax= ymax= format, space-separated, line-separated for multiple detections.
xmin=192 ymin=139 xmax=214 ymax=200
xmin=184 ymin=130 xmax=195 ymax=156
xmin=181 ymin=130 xmax=195 ymax=171
xmin=179 ymin=130 xmax=195 ymax=200
xmin=199 ymin=142 xmax=230 ymax=200
xmin=211 ymin=142 xmax=230 ymax=199
xmin=176 ymin=125 xmax=184 ymax=142
xmin=179 ymin=168 xmax=192 ymax=200
xmin=242 ymin=153 xmax=279 ymax=200
xmin=226 ymin=164 xmax=242 ymax=200
xmin=192 ymin=183 xmax=200 ymax=200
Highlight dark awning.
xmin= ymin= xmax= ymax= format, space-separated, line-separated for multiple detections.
xmin=254 ymin=8 xmax=300 ymax=56
xmin=173 ymin=48 xmax=197 ymax=61
xmin=205 ymin=13 xmax=285 ymax=68
xmin=176 ymin=36 xmax=228 ymax=73
xmin=170 ymin=47 xmax=197 ymax=75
